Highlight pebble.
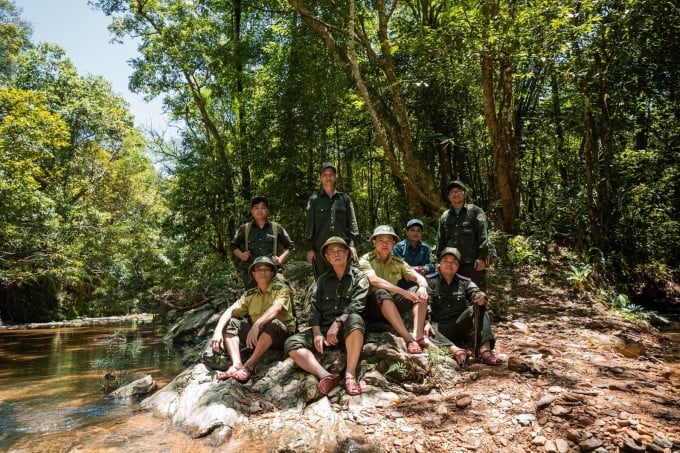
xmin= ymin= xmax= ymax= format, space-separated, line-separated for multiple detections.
xmin=621 ymin=437 xmax=645 ymax=452
xmin=532 ymin=435 xmax=547 ymax=446
xmin=544 ymin=439 xmax=557 ymax=452
xmin=516 ymin=413 xmax=536 ymax=426
xmin=578 ymin=437 xmax=602 ymax=451
xmin=555 ymin=438 xmax=570 ymax=453
xmin=456 ymin=396 xmax=472 ymax=408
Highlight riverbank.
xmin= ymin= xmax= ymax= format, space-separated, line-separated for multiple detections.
xmin=7 ymin=263 xmax=680 ymax=452
xmin=0 ymin=313 xmax=154 ymax=330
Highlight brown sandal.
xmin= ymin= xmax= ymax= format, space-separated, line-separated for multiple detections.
xmin=453 ymin=349 xmax=471 ymax=367
xmin=318 ymin=373 xmax=341 ymax=395
xmin=344 ymin=376 xmax=362 ymax=396
xmin=478 ymin=350 xmax=503 ymax=366
xmin=406 ymin=339 xmax=423 ymax=354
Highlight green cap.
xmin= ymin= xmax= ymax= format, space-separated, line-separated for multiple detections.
xmin=370 ymin=225 xmax=399 ymax=242
xmin=321 ymin=236 xmax=349 ymax=255
xmin=439 ymin=247 xmax=461 ymax=262
xmin=249 ymin=256 xmax=276 ymax=276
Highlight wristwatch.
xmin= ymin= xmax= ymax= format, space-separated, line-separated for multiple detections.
xmin=334 ymin=316 xmax=344 ymax=324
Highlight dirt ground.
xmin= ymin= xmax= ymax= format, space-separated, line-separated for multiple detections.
xmin=12 ymin=265 xmax=679 ymax=453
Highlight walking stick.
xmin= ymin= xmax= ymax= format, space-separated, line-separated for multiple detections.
xmin=473 ymin=302 xmax=479 ymax=361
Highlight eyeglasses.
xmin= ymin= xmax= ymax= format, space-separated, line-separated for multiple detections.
xmin=449 ymin=190 xmax=464 ymax=195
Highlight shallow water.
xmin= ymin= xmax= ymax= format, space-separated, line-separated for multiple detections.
xmin=0 ymin=322 xmax=183 ymax=451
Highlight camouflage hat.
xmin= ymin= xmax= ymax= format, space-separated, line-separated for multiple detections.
xmin=249 ymin=256 xmax=276 ymax=276
xmin=439 ymin=247 xmax=462 ymax=262
xmin=321 ymin=236 xmax=349 ymax=256
xmin=370 ymin=225 xmax=399 ymax=242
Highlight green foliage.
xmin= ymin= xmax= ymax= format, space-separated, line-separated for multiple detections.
xmin=609 ymin=292 xmax=669 ymax=326
xmin=566 ymin=264 xmax=593 ymax=293
xmin=90 ymin=330 xmax=143 ymax=393
xmin=385 ymin=361 xmax=409 ymax=380
xmin=506 ymin=235 xmax=540 ymax=266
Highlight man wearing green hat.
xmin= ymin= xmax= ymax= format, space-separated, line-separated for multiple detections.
xmin=358 ymin=225 xmax=431 ymax=354
xmin=436 ymin=180 xmax=490 ymax=289
xmin=425 ymin=247 xmax=502 ymax=366
xmin=285 ymin=236 xmax=369 ymax=396
xmin=210 ymin=256 xmax=296 ymax=383
xmin=304 ymin=162 xmax=360 ymax=277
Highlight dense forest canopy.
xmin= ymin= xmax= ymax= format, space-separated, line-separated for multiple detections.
xmin=0 ymin=0 xmax=677 ymax=322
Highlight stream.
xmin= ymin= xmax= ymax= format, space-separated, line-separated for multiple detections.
xmin=0 ymin=319 xmax=184 ymax=451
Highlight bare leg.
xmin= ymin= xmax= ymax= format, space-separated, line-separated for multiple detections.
xmin=411 ymin=300 xmax=428 ymax=340
xmin=380 ymin=299 xmax=414 ymax=342
xmin=288 ymin=348 xmax=331 ymax=379
xmin=344 ymin=330 xmax=364 ymax=378
xmin=224 ymin=334 xmax=242 ymax=369
xmin=243 ymin=332 xmax=273 ymax=369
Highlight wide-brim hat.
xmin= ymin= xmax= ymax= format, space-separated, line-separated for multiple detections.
xmin=439 ymin=247 xmax=462 ymax=262
xmin=321 ymin=236 xmax=349 ymax=255
xmin=249 ymin=256 xmax=276 ymax=275
xmin=446 ymin=180 xmax=467 ymax=192
xmin=370 ymin=225 xmax=399 ymax=242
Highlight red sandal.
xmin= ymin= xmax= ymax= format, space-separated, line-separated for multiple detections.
xmin=478 ymin=350 xmax=503 ymax=366
xmin=318 ymin=373 xmax=341 ymax=395
xmin=344 ymin=375 xmax=362 ymax=396
xmin=406 ymin=339 xmax=423 ymax=354
xmin=233 ymin=364 xmax=255 ymax=382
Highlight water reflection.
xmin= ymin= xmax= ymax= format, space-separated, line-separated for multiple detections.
xmin=0 ymin=323 xmax=182 ymax=450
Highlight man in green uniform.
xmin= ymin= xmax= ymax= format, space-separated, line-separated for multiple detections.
xmin=304 ymin=162 xmax=360 ymax=278
xmin=436 ymin=180 xmax=490 ymax=289
xmin=358 ymin=225 xmax=431 ymax=355
xmin=285 ymin=237 xmax=368 ymax=396
xmin=425 ymin=247 xmax=502 ymax=366
xmin=210 ymin=256 xmax=296 ymax=383
xmin=231 ymin=196 xmax=295 ymax=287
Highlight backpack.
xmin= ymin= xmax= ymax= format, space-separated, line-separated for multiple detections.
xmin=244 ymin=221 xmax=279 ymax=255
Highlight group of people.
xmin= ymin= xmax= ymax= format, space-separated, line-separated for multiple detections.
xmin=209 ymin=163 xmax=502 ymax=397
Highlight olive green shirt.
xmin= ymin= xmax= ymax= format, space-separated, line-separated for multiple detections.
xmin=230 ymin=280 xmax=296 ymax=332
xmin=358 ymin=251 xmax=412 ymax=294
xmin=230 ymin=220 xmax=295 ymax=263
xmin=310 ymin=265 xmax=369 ymax=329
xmin=304 ymin=189 xmax=359 ymax=252
xmin=426 ymin=274 xmax=484 ymax=323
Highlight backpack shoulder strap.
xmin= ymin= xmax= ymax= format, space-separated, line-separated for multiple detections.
xmin=272 ymin=222 xmax=279 ymax=255
xmin=244 ymin=222 xmax=251 ymax=253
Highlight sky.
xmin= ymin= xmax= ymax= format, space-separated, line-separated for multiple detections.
xmin=14 ymin=0 xmax=168 ymax=132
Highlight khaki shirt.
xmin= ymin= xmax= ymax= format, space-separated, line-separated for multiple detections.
xmin=358 ymin=251 xmax=412 ymax=294
xmin=230 ymin=281 xmax=296 ymax=332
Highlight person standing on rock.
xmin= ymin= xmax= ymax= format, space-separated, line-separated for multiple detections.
xmin=285 ymin=237 xmax=368 ymax=396
xmin=358 ymin=225 xmax=431 ymax=354
xmin=231 ymin=196 xmax=295 ymax=288
xmin=436 ymin=180 xmax=490 ymax=290
xmin=211 ymin=256 xmax=297 ymax=383
xmin=304 ymin=162 xmax=360 ymax=278
xmin=392 ymin=218 xmax=436 ymax=289
xmin=425 ymin=247 xmax=502 ymax=366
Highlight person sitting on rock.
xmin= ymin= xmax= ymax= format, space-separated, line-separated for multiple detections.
xmin=285 ymin=237 xmax=369 ymax=396
xmin=425 ymin=247 xmax=502 ymax=367
xmin=358 ymin=225 xmax=431 ymax=354
xmin=210 ymin=256 xmax=297 ymax=382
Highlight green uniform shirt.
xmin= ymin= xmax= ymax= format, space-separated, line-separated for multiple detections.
xmin=230 ymin=281 xmax=296 ymax=332
xmin=436 ymin=203 xmax=489 ymax=264
xmin=304 ymin=189 xmax=359 ymax=252
xmin=310 ymin=265 xmax=369 ymax=329
xmin=426 ymin=274 xmax=484 ymax=323
xmin=358 ymin=251 xmax=412 ymax=294
xmin=230 ymin=220 xmax=295 ymax=263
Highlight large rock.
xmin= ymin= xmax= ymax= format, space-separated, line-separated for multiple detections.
xmin=140 ymin=330 xmax=445 ymax=444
